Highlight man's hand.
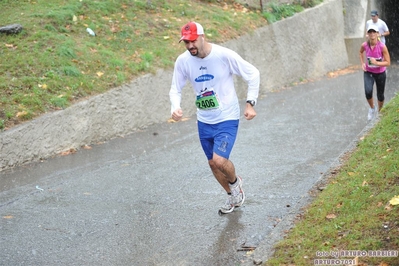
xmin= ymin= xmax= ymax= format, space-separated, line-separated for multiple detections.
xmin=171 ymin=108 xmax=183 ymax=121
xmin=244 ymin=104 xmax=256 ymax=120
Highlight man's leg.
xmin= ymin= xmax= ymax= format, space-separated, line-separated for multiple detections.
xmin=197 ymin=120 xmax=244 ymax=213
xmin=210 ymin=154 xmax=245 ymax=213
xmin=208 ymin=153 xmax=236 ymax=193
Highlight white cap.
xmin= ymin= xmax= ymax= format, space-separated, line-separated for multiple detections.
xmin=367 ymin=24 xmax=379 ymax=32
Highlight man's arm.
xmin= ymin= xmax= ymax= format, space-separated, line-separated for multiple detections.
xmin=169 ymin=58 xmax=186 ymax=120
xmin=379 ymin=21 xmax=390 ymax=38
xmin=381 ymin=30 xmax=390 ymax=37
xmin=227 ymin=49 xmax=260 ymax=104
xmin=232 ymin=52 xmax=260 ymax=120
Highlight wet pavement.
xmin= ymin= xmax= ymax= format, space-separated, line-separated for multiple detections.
xmin=1 ymin=66 xmax=399 ymax=266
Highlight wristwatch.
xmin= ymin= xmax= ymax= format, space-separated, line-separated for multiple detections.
xmin=246 ymin=100 xmax=256 ymax=107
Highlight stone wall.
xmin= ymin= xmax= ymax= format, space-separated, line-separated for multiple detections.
xmin=343 ymin=0 xmax=368 ymax=65
xmin=0 ymin=0 xmax=349 ymax=171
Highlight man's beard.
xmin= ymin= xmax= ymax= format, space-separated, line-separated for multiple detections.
xmin=189 ymin=48 xmax=198 ymax=56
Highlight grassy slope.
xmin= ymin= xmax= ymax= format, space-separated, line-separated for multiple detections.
xmin=0 ymin=0 xmax=269 ymax=129
xmin=266 ymin=89 xmax=399 ymax=265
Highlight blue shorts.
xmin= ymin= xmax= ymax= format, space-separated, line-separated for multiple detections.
xmin=197 ymin=120 xmax=239 ymax=160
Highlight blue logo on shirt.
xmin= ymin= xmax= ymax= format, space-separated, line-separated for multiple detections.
xmin=195 ymin=74 xmax=214 ymax=82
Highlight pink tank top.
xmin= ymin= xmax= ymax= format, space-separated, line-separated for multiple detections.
xmin=363 ymin=41 xmax=386 ymax=73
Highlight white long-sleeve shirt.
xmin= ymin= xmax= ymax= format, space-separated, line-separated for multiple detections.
xmin=169 ymin=43 xmax=260 ymax=124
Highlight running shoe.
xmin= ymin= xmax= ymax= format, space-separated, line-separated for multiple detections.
xmin=219 ymin=176 xmax=246 ymax=214
xmin=367 ymin=107 xmax=376 ymax=121
xmin=230 ymin=176 xmax=245 ymax=207
xmin=219 ymin=195 xmax=235 ymax=214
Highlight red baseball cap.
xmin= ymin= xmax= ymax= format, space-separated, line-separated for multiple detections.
xmin=179 ymin=22 xmax=204 ymax=43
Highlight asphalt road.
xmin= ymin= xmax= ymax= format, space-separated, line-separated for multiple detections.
xmin=1 ymin=66 xmax=398 ymax=266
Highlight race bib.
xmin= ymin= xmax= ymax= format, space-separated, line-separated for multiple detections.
xmin=367 ymin=57 xmax=382 ymax=68
xmin=195 ymin=90 xmax=220 ymax=110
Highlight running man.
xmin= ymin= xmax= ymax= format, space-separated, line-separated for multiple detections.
xmin=169 ymin=21 xmax=260 ymax=214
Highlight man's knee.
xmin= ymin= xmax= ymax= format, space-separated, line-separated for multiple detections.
xmin=210 ymin=154 xmax=228 ymax=169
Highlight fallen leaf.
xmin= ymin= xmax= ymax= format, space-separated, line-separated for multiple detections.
xmin=326 ymin=213 xmax=336 ymax=219
xmin=16 ymin=111 xmax=28 ymax=118
xmin=362 ymin=180 xmax=368 ymax=186
xmin=110 ymin=25 xmax=120 ymax=33
xmin=5 ymin=43 xmax=15 ymax=48
xmin=389 ymin=195 xmax=399 ymax=205
xmin=60 ymin=148 xmax=77 ymax=156
xmin=246 ymin=250 xmax=254 ymax=255
xmin=96 ymin=71 xmax=104 ymax=77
